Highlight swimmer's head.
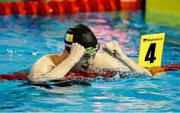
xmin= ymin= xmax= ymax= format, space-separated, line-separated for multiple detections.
xmin=64 ymin=24 xmax=99 ymax=67
xmin=64 ymin=24 xmax=98 ymax=52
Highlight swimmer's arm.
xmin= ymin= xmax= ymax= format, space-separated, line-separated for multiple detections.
xmin=28 ymin=55 xmax=77 ymax=83
xmin=29 ymin=43 xmax=85 ymax=83
xmin=104 ymin=41 xmax=152 ymax=75
xmin=119 ymin=55 xmax=152 ymax=75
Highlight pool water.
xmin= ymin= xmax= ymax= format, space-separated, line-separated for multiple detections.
xmin=0 ymin=11 xmax=179 ymax=112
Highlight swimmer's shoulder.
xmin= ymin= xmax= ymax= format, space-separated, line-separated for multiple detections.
xmin=38 ymin=54 xmax=66 ymax=65
xmin=30 ymin=54 xmax=63 ymax=73
xmin=35 ymin=54 xmax=57 ymax=63
xmin=31 ymin=54 xmax=56 ymax=70
xmin=38 ymin=54 xmax=64 ymax=62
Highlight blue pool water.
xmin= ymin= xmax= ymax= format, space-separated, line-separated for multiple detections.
xmin=0 ymin=11 xmax=179 ymax=112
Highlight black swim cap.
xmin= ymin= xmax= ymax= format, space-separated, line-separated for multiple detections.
xmin=64 ymin=24 xmax=98 ymax=51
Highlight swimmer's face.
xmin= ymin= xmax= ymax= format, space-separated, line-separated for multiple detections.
xmin=65 ymin=44 xmax=99 ymax=68
xmin=79 ymin=45 xmax=99 ymax=67
xmin=77 ymin=53 xmax=94 ymax=68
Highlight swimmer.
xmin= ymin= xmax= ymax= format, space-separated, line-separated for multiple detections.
xmin=28 ymin=24 xmax=151 ymax=84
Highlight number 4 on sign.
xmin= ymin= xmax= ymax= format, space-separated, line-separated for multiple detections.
xmin=138 ymin=33 xmax=165 ymax=68
xmin=145 ymin=43 xmax=156 ymax=63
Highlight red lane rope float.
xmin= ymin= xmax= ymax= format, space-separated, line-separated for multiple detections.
xmin=0 ymin=0 xmax=142 ymax=16
xmin=104 ymin=0 xmax=117 ymax=11
xmin=0 ymin=64 xmax=179 ymax=82
xmin=11 ymin=2 xmax=25 ymax=15
xmin=90 ymin=0 xmax=105 ymax=12
xmin=0 ymin=3 xmax=5 ymax=15
xmin=0 ymin=71 xmax=99 ymax=82
xmin=114 ymin=0 xmax=121 ymax=10
xmin=0 ymin=2 xmax=11 ymax=15
xmin=78 ymin=0 xmax=91 ymax=12
xmin=120 ymin=0 xmax=141 ymax=10
xmin=148 ymin=64 xmax=180 ymax=75
xmin=48 ymin=1 xmax=64 ymax=14
xmin=37 ymin=1 xmax=51 ymax=15
xmin=24 ymin=1 xmax=38 ymax=15
xmin=62 ymin=0 xmax=79 ymax=14
xmin=0 ymin=72 xmax=28 ymax=81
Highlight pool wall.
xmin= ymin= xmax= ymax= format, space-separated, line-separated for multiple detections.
xmin=146 ymin=0 xmax=180 ymax=27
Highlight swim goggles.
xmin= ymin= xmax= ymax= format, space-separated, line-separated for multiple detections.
xmin=83 ymin=44 xmax=100 ymax=58
xmin=80 ymin=44 xmax=99 ymax=68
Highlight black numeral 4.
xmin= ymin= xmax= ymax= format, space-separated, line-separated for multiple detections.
xmin=145 ymin=43 xmax=156 ymax=63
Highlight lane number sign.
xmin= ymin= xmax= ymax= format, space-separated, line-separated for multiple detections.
xmin=138 ymin=33 xmax=165 ymax=67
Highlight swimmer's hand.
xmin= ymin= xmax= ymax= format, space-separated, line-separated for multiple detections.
xmin=104 ymin=41 xmax=152 ymax=76
xmin=69 ymin=43 xmax=85 ymax=63
xmin=104 ymin=41 xmax=126 ymax=58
